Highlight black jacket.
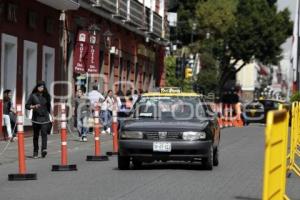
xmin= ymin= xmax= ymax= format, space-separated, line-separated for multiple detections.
xmin=25 ymin=93 xmax=51 ymax=123
xmin=3 ymin=100 xmax=12 ymax=115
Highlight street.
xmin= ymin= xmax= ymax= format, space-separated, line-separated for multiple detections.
xmin=0 ymin=126 xmax=299 ymax=200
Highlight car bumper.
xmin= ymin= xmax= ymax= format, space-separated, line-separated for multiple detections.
xmin=119 ymin=140 xmax=212 ymax=161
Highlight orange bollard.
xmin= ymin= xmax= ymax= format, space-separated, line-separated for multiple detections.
xmin=8 ymin=105 xmax=37 ymax=181
xmin=235 ymin=103 xmax=244 ymax=127
xmin=52 ymin=103 xmax=77 ymax=171
xmin=228 ymin=104 xmax=233 ymax=127
xmin=232 ymin=103 xmax=238 ymax=127
xmin=223 ymin=104 xmax=229 ymax=127
xmin=87 ymin=103 xmax=109 ymax=161
xmin=107 ymin=103 xmax=119 ymax=156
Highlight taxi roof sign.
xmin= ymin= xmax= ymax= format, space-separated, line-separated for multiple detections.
xmin=160 ymin=87 xmax=181 ymax=94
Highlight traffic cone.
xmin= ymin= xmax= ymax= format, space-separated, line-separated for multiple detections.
xmin=228 ymin=104 xmax=233 ymax=127
xmin=107 ymin=103 xmax=119 ymax=156
xmin=8 ymin=105 xmax=37 ymax=181
xmin=224 ymin=104 xmax=228 ymax=127
xmin=52 ymin=103 xmax=77 ymax=171
xmin=232 ymin=103 xmax=238 ymax=127
xmin=87 ymin=103 xmax=109 ymax=161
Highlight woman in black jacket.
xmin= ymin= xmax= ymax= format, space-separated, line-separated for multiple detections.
xmin=25 ymin=81 xmax=51 ymax=158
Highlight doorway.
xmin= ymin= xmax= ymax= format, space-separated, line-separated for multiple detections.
xmin=1 ymin=34 xmax=17 ymax=105
xmin=23 ymin=40 xmax=37 ymax=125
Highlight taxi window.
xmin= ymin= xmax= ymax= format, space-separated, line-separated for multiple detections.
xmin=262 ymin=100 xmax=274 ymax=108
xmin=134 ymin=96 xmax=207 ymax=119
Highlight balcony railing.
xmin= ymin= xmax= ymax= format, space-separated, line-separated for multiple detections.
xmin=129 ymin=0 xmax=144 ymax=27
xmin=153 ymin=12 xmax=162 ymax=37
xmin=85 ymin=0 xmax=164 ymax=38
xmin=117 ymin=0 xmax=127 ymax=19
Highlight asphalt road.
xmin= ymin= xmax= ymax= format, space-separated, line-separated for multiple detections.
xmin=0 ymin=125 xmax=299 ymax=200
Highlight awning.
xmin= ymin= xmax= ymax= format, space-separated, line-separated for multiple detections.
xmin=36 ymin=0 xmax=80 ymax=10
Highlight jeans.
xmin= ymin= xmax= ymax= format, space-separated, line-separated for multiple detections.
xmin=3 ymin=114 xmax=12 ymax=138
xmin=101 ymin=110 xmax=112 ymax=131
xmin=32 ymin=123 xmax=49 ymax=153
xmin=77 ymin=116 xmax=88 ymax=137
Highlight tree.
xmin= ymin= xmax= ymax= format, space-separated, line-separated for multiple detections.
xmin=165 ymin=55 xmax=193 ymax=92
xmin=195 ymin=0 xmax=292 ymax=93
xmin=165 ymin=56 xmax=180 ymax=87
xmin=196 ymin=53 xmax=218 ymax=94
xmin=176 ymin=0 xmax=199 ymax=45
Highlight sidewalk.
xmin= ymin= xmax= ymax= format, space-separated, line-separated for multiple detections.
xmin=0 ymin=130 xmax=114 ymax=166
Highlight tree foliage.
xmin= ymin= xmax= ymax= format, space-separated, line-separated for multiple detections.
xmin=165 ymin=55 xmax=194 ymax=92
xmin=194 ymin=0 xmax=292 ymax=92
xmin=196 ymin=53 xmax=218 ymax=94
xmin=176 ymin=0 xmax=199 ymax=45
xmin=165 ymin=56 xmax=180 ymax=87
xmin=290 ymin=92 xmax=300 ymax=103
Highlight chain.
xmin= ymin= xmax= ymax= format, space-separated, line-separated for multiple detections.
xmin=0 ymin=122 xmax=17 ymax=156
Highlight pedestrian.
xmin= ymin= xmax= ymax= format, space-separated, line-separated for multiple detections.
xmin=116 ymin=90 xmax=126 ymax=110
xmin=88 ymin=84 xmax=104 ymax=109
xmin=101 ymin=90 xmax=114 ymax=134
xmin=73 ymin=87 xmax=90 ymax=142
xmin=132 ymin=90 xmax=139 ymax=105
xmin=25 ymin=81 xmax=52 ymax=158
xmin=3 ymin=89 xmax=17 ymax=142
xmin=116 ymin=90 xmax=127 ymax=118
xmin=125 ymin=90 xmax=133 ymax=110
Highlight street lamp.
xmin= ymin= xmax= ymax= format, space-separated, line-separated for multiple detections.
xmin=102 ymin=30 xmax=113 ymax=92
xmin=103 ymin=30 xmax=113 ymax=49
xmin=88 ymin=24 xmax=100 ymax=36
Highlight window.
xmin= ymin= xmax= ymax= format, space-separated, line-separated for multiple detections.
xmin=28 ymin=10 xmax=38 ymax=29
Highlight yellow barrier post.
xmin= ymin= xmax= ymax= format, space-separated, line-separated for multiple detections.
xmin=297 ymin=102 xmax=300 ymax=157
xmin=262 ymin=110 xmax=290 ymax=200
xmin=287 ymin=102 xmax=300 ymax=177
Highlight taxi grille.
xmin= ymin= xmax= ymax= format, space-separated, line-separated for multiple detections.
xmin=144 ymin=132 xmax=182 ymax=140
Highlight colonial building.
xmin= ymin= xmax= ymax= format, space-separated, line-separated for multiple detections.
xmin=0 ymin=0 xmax=168 ymax=139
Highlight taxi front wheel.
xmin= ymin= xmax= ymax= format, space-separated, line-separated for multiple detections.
xmin=118 ymin=156 xmax=130 ymax=170
xmin=213 ymin=147 xmax=219 ymax=166
xmin=202 ymin=145 xmax=213 ymax=170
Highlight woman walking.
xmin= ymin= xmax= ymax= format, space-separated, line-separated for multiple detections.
xmin=25 ymin=81 xmax=52 ymax=158
xmin=101 ymin=90 xmax=114 ymax=134
xmin=3 ymin=90 xmax=17 ymax=141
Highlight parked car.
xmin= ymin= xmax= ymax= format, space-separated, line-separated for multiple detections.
xmin=243 ymin=99 xmax=289 ymax=124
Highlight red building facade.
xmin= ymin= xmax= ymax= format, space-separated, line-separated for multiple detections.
xmin=0 ymin=0 xmax=61 ymax=139
xmin=0 ymin=0 xmax=167 ymax=139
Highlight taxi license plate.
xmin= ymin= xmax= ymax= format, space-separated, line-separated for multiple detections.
xmin=153 ymin=142 xmax=171 ymax=152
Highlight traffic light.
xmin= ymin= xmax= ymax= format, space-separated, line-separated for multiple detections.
xmin=185 ymin=67 xmax=193 ymax=79
xmin=175 ymin=57 xmax=182 ymax=78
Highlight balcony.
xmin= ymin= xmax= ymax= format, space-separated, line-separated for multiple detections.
xmin=37 ymin=0 xmax=80 ymax=10
xmin=152 ymin=12 xmax=162 ymax=37
xmin=128 ymin=0 xmax=144 ymax=27
xmin=85 ymin=0 xmax=164 ymax=39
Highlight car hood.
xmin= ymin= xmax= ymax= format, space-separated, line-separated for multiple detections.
xmin=122 ymin=119 xmax=209 ymax=132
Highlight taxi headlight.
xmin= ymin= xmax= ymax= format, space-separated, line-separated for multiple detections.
xmin=121 ymin=131 xmax=143 ymax=139
xmin=182 ymin=131 xmax=206 ymax=141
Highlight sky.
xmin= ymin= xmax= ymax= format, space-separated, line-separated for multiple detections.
xmin=277 ymin=0 xmax=297 ymax=20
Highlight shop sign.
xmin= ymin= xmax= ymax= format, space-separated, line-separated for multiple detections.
xmin=73 ymin=30 xmax=89 ymax=73
xmin=86 ymin=34 xmax=100 ymax=74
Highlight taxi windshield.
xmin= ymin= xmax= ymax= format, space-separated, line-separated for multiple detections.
xmin=134 ymin=96 xmax=208 ymax=120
